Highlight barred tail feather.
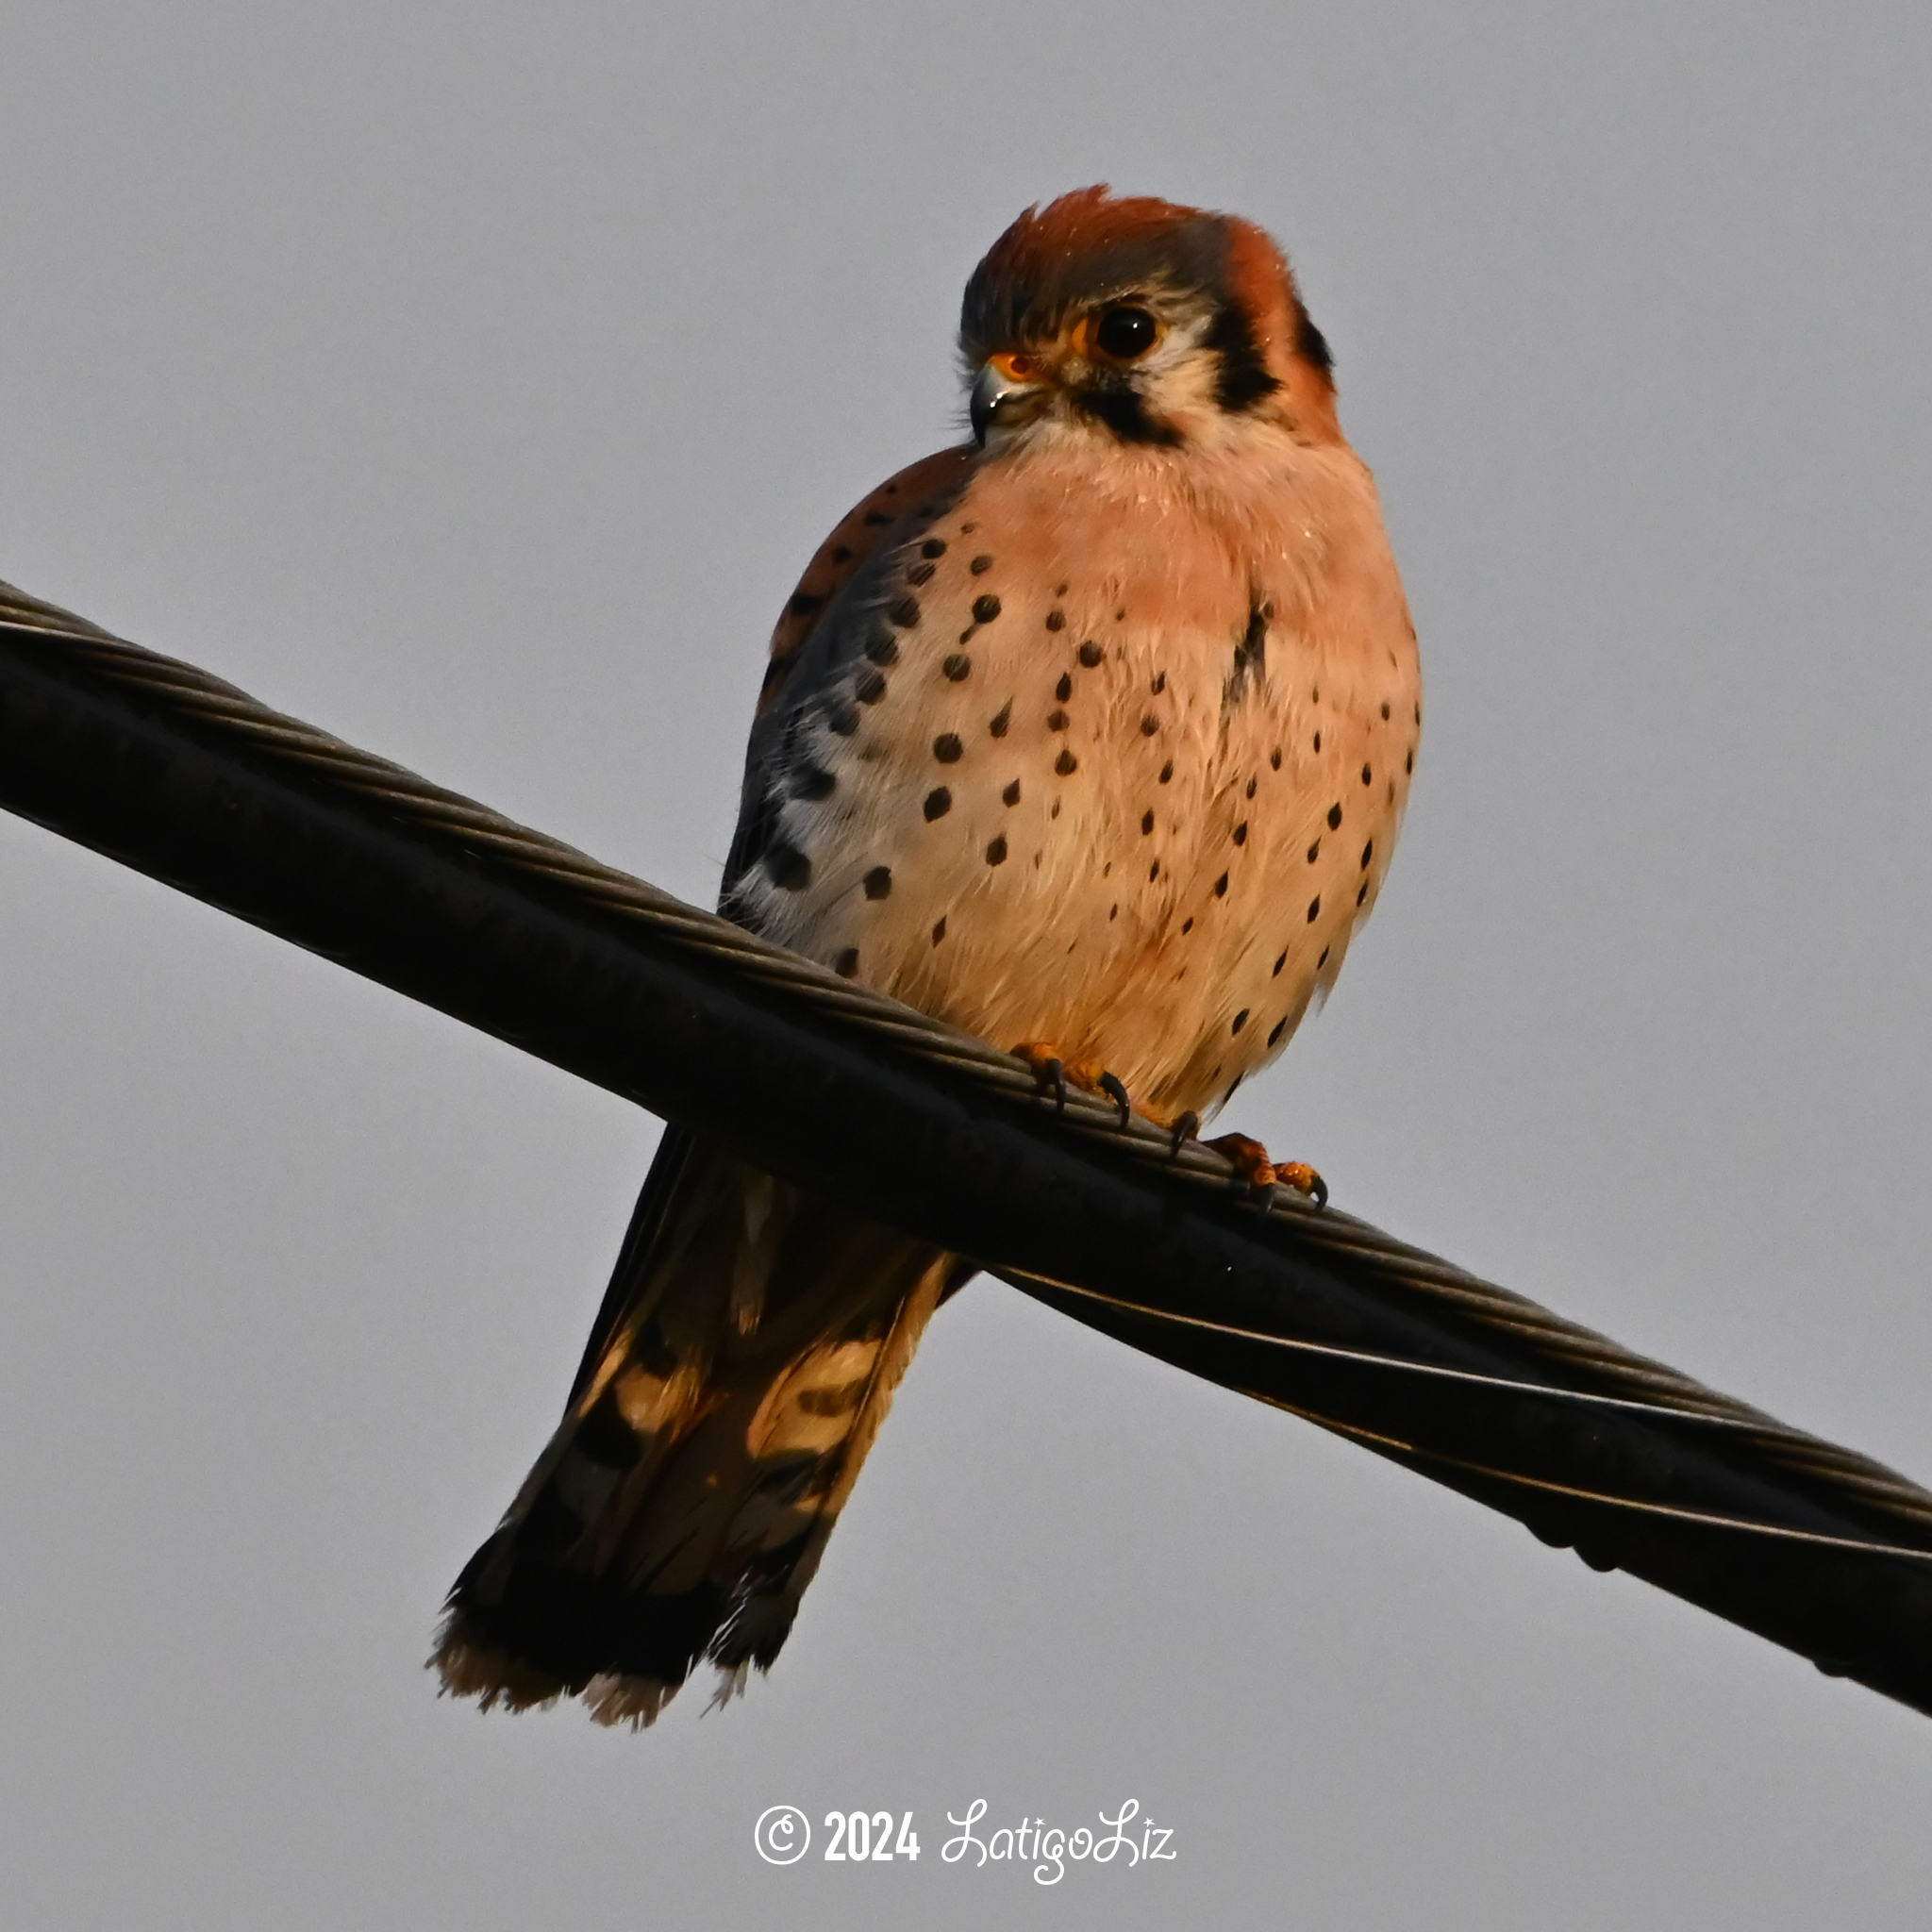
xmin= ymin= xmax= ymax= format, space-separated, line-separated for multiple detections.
xmin=431 ymin=1129 xmax=956 ymax=1725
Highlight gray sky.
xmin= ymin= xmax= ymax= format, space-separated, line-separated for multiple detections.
xmin=3 ymin=3 xmax=1930 ymax=1925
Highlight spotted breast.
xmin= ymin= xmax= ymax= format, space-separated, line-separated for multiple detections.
xmin=731 ymin=430 xmax=1417 ymax=1124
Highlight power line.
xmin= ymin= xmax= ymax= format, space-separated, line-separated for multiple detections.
xmin=4 ymin=575 xmax=1930 ymax=1716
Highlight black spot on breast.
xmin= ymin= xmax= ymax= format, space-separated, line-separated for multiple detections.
xmin=1318 ymin=945 xmax=1330 ymax=968
xmin=1245 ymin=776 xmax=1257 ymax=799
xmin=1361 ymin=762 xmax=1373 ymax=785
xmin=854 ymin=668 xmax=887 ymax=704
xmin=1306 ymin=839 xmax=1320 ymax=863
xmin=1271 ymin=747 xmax=1283 ymax=770
xmin=825 ymin=700 xmax=859 ymax=737
xmin=863 ymin=866 xmax=892 ymax=899
xmin=1231 ymin=1008 xmax=1249 ymax=1035
xmin=889 ymin=595 xmax=920 ymax=628
xmin=1003 ymin=779 xmax=1021 ymax=806
xmin=1357 ymin=882 xmax=1369 ymax=906
xmin=1141 ymin=809 xmax=1155 ymax=834
xmin=922 ymin=538 xmax=947 ymax=558
xmin=972 ymin=593 xmax=1002 ymax=624
xmin=1048 ymin=709 xmax=1069 ymax=731
xmin=766 ymin=842 xmax=812 ymax=891
xmin=970 ymin=555 xmax=994 ymax=575
xmin=924 ymin=788 xmax=952 ymax=821
xmin=1046 ymin=610 xmax=1066 ymax=632
xmin=834 ymin=947 xmax=859 ymax=977
xmin=985 ymin=835 xmax=1008 ymax=866
xmin=1182 ymin=915 xmax=1193 ymax=932
xmin=1056 ymin=748 xmax=1078 ymax=775
xmin=990 ymin=700 xmax=1011 ymax=736
xmin=1273 ymin=950 xmax=1286 ymax=975
xmin=1159 ymin=760 xmax=1174 ymax=783
xmin=1380 ymin=701 xmax=1391 ymax=720
xmin=1056 ymin=673 xmax=1073 ymax=702
xmin=942 ymin=654 xmax=972 ymax=681
xmin=1078 ymin=639 xmax=1102 ymax=667
xmin=932 ymin=917 xmax=947 ymax=945
xmin=1109 ymin=904 xmax=1118 ymax=919
xmin=1152 ymin=671 xmax=1166 ymax=694
xmin=1307 ymin=895 xmax=1321 ymax=921
xmin=863 ymin=510 xmax=891 ymax=526
xmin=907 ymin=560 xmax=935 ymax=586
xmin=1327 ymin=803 xmax=1342 ymax=829
xmin=790 ymin=763 xmax=835 ymax=800
xmin=788 ymin=591 xmax=824 ymax=618
xmin=831 ymin=545 xmax=853 ymax=563
xmin=1406 ymin=748 xmax=1415 ymax=774
xmin=1214 ymin=872 xmax=1229 ymax=896
xmin=1267 ymin=1017 xmax=1287 ymax=1047
xmin=1141 ymin=715 xmax=1159 ymax=736
xmin=1149 ymin=860 xmax=1160 ymax=881
xmin=1360 ymin=840 xmax=1374 ymax=870
xmin=1312 ymin=730 xmax=1321 ymax=753
xmin=934 ymin=733 xmax=962 ymax=762
xmin=864 ymin=628 xmax=899 ymax=666
xmin=1233 ymin=822 xmax=1248 ymax=845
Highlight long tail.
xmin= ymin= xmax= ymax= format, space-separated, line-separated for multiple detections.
xmin=432 ymin=1126 xmax=958 ymax=1725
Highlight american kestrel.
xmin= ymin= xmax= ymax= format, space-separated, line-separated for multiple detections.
xmin=434 ymin=186 xmax=1421 ymax=1724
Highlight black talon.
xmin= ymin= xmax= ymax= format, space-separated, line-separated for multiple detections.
xmin=1042 ymin=1057 xmax=1066 ymax=1112
xmin=1099 ymin=1071 xmax=1130 ymax=1128
xmin=1309 ymin=1174 xmax=1330 ymax=1209
xmin=1168 ymin=1109 xmax=1200 ymax=1158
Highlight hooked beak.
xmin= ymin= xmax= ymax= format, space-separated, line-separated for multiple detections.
xmin=970 ymin=353 xmax=1050 ymax=445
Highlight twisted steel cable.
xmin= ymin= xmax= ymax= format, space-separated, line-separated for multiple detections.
xmin=4 ymin=575 xmax=1930 ymax=1709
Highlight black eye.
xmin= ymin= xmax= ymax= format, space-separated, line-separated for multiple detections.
xmin=1093 ymin=306 xmax=1158 ymax=360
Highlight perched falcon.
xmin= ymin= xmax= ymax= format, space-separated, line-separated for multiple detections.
xmin=433 ymin=186 xmax=1422 ymax=1724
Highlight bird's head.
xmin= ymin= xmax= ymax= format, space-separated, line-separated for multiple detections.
xmin=959 ymin=185 xmax=1339 ymax=454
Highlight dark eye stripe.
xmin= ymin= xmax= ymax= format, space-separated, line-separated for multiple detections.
xmin=1204 ymin=301 xmax=1281 ymax=412
xmin=1071 ymin=383 xmax=1182 ymax=447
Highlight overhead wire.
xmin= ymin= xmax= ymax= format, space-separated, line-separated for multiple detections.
xmin=5 ymin=574 xmax=1930 ymax=1710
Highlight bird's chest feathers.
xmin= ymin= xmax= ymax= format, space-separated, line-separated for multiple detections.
xmin=742 ymin=444 xmax=1414 ymax=1106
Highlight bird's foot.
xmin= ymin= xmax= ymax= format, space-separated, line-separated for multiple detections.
xmin=1011 ymin=1042 xmax=1132 ymax=1127
xmin=1202 ymin=1132 xmax=1328 ymax=1208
